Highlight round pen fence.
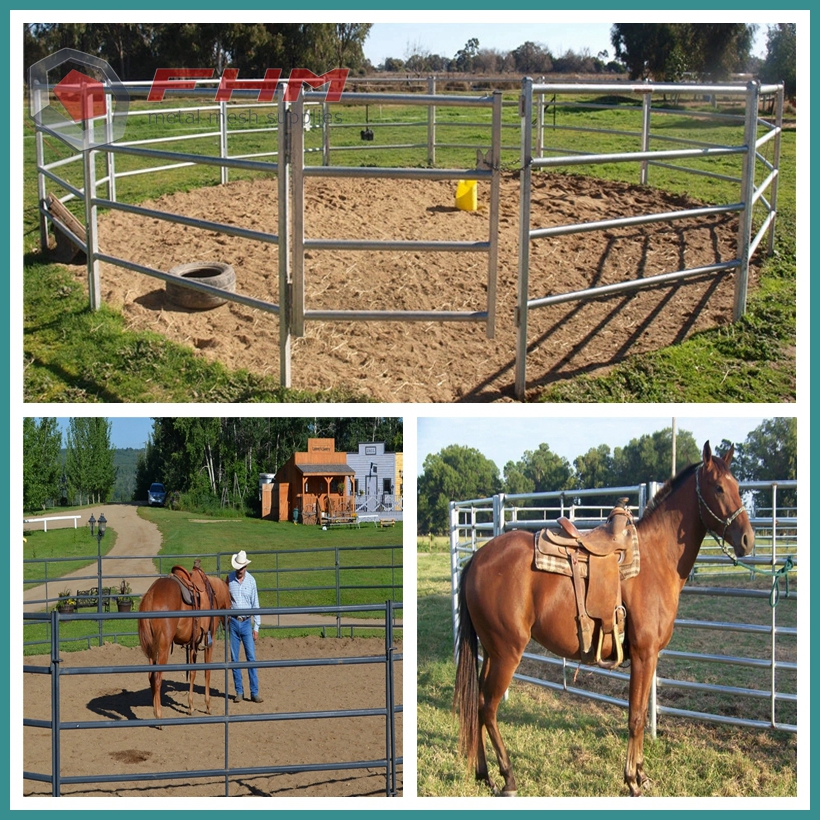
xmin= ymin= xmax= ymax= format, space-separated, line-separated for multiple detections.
xmin=23 ymin=603 xmax=401 ymax=797
xmin=450 ymin=479 xmax=797 ymax=736
xmin=31 ymin=74 xmax=784 ymax=400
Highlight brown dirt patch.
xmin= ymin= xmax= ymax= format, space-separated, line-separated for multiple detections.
xmin=23 ymin=637 xmax=402 ymax=797
xmin=92 ymin=172 xmax=753 ymax=401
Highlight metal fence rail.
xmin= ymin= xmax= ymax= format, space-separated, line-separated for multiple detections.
xmin=23 ymin=602 xmax=402 ymax=797
xmin=450 ymin=479 xmax=797 ymax=735
xmin=515 ymin=78 xmax=784 ymax=399
xmin=290 ymin=88 xmax=503 ymax=340
xmin=24 ymin=544 xmax=402 ymax=647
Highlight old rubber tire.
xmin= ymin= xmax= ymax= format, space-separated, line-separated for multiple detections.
xmin=166 ymin=261 xmax=236 ymax=310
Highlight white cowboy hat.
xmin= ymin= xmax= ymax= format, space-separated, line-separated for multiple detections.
xmin=231 ymin=550 xmax=252 ymax=570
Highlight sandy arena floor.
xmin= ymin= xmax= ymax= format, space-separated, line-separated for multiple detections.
xmin=23 ymin=637 xmax=402 ymax=798
xmin=89 ymin=172 xmax=753 ymax=401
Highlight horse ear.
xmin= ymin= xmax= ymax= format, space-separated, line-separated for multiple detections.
xmin=722 ymin=443 xmax=735 ymax=466
xmin=702 ymin=440 xmax=712 ymax=466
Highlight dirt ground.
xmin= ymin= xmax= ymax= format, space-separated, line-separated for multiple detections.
xmin=23 ymin=637 xmax=402 ymax=798
xmin=89 ymin=172 xmax=753 ymax=402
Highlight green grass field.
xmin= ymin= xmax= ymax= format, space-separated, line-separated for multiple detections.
xmin=24 ymin=520 xmax=118 ymax=589
xmin=417 ymin=550 xmax=797 ymax=797
xmin=22 ymin=89 xmax=796 ymax=402
xmin=23 ymin=505 xmax=403 ymax=653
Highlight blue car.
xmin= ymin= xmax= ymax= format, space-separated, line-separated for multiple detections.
xmin=148 ymin=482 xmax=167 ymax=507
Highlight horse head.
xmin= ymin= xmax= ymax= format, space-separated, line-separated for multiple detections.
xmin=697 ymin=440 xmax=755 ymax=559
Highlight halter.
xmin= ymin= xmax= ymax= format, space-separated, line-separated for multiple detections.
xmin=695 ymin=463 xmax=746 ymax=561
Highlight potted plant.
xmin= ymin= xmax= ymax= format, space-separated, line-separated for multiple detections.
xmin=56 ymin=589 xmax=75 ymax=614
xmin=116 ymin=580 xmax=134 ymax=612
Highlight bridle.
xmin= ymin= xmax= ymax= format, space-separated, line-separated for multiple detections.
xmin=695 ymin=463 xmax=746 ymax=559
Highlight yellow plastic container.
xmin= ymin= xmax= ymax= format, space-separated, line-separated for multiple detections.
xmin=455 ymin=179 xmax=478 ymax=212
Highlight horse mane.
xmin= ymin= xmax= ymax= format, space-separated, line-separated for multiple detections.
xmin=640 ymin=461 xmax=702 ymax=522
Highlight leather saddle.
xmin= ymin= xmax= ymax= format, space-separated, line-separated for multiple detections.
xmin=534 ymin=499 xmax=639 ymax=669
xmin=169 ymin=560 xmax=216 ymax=651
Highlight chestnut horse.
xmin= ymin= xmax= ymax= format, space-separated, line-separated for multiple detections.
xmin=138 ymin=565 xmax=231 ymax=721
xmin=454 ymin=441 xmax=754 ymax=796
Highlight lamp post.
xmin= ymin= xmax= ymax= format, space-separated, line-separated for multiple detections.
xmin=88 ymin=513 xmax=107 ymax=621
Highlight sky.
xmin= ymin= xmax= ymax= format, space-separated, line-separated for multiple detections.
xmin=362 ymin=18 xmax=771 ymax=67
xmin=52 ymin=417 xmax=154 ymax=450
xmin=416 ymin=414 xmax=778 ymax=475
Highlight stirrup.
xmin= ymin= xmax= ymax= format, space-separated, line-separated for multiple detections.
xmin=596 ymin=606 xmax=626 ymax=669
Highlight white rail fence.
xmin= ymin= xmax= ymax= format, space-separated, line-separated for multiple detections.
xmin=23 ymin=515 xmax=82 ymax=532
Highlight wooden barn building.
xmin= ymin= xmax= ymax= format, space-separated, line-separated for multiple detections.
xmin=262 ymin=438 xmax=355 ymax=524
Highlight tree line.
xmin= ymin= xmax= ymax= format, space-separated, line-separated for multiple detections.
xmin=611 ymin=22 xmax=796 ymax=98
xmin=417 ymin=419 xmax=797 ymax=535
xmin=23 ymin=416 xmax=402 ymax=514
xmin=23 ymin=417 xmax=116 ymax=510
xmin=23 ymin=23 xmax=373 ymax=81
xmin=135 ymin=417 xmax=402 ymax=513
xmin=363 ymin=22 xmax=793 ymax=98
xmin=23 ymin=23 xmax=796 ymax=101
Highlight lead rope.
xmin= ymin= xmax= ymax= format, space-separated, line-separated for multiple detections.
xmin=696 ymin=465 xmax=795 ymax=607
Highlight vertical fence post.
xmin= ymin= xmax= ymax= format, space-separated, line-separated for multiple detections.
xmin=291 ymin=90 xmax=306 ymax=337
xmin=104 ymin=91 xmax=117 ymax=202
xmin=97 ymin=542 xmax=104 ymax=647
xmin=647 ymin=478 xmax=660 ymax=738
xmin=278 ymin=89 xmax=292 ymax=387
xmin=486 ymin=90 xmax=502 ymax=339
xmin=219 ymin=99 xmax=229 ymax=185
xmin=33 ymin=78 xmax=50 ymax=252
xmin=515 ymin=77 xmax=534 ymax=401
xmin=335 ymin=545 xmax=342 ymax=638
xmin=766 ymin=83 xmax=784 ymax=256
xmin=770 ymin=482 xmax=778 ymax=727
xmin=50 ymin=610 xmax=61 ymax=796
xmin=640 ymin=90 xmax=652 ymax=185
xmin=223 ymin=608 xmax=231 ymax=796
xmin=427 ymin=76 xmax=436 ymax=167
xmin=82 ymin=122 xmax=101 ymax=311
xmin=384 ymin=600 xmax=397 ymax=796
xmin=322 ymin=100 xmax=331 ymax=166
xmin=734 ymin=80 xmax=760 ymax=321
xmin=450 ymin=502 xmax=460 ymax=659
xmin=492 ymin=492 xmax=504 ymax=537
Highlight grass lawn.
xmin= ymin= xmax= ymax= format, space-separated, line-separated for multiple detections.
xmin=24 ymin=518 xmax=118 ymax=589
xmin=139 ymin=505 xmax=403 ymax=610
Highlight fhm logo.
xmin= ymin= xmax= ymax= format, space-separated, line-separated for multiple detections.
xmin=29 ymin=50 xmax=350 ymax=152
xmin=29 ymin=48 xmax=130 ymax=150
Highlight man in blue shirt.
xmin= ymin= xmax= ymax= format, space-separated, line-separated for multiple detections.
xmin=228 ymin=550 xmax=263 ymax=703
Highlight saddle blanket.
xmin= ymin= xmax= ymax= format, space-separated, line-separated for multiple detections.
xmin=533 ymin=526 xmax=641 ymax=580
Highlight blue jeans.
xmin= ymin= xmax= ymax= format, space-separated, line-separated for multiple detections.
xmin=229 ymin=617 xmax=259 ymax=698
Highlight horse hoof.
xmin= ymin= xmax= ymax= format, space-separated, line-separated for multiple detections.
xmin=500 ymin=790 xmax=517 ymax=797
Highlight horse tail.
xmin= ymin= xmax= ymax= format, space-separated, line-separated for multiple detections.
xmin=453 ymin=556 xmax=480 ymax=769
xmin=137 ymin=590 xmax=153 ymax=661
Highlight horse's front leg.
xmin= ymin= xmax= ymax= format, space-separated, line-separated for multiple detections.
xmin=624 ymin=649 xmax=658 ymax=796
